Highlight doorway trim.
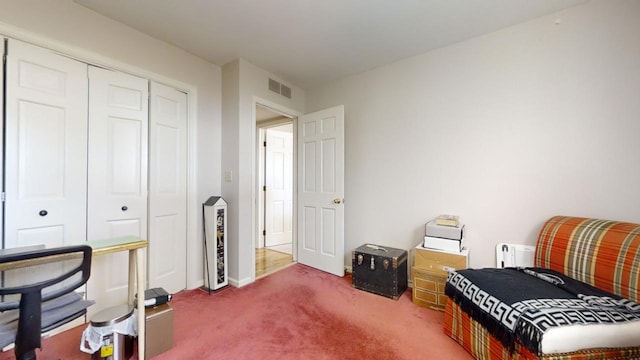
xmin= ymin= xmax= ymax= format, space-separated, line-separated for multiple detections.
xmin=252 ymin=96 xmax=301 ymax=282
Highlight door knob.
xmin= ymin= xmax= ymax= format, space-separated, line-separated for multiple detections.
xmin=121 ymin=206 xmax=128 ymax=211
xmin=39 ymin=210 xmax=48 ymax=216
xmin=333 ymin=198 xmax=343 ymax=204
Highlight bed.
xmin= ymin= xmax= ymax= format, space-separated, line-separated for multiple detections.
xmin=443 ymin=216 xmax=640 ymax=360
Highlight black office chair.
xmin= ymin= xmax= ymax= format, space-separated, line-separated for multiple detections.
xmin=0 ymin=245 xmax=93 ymax=360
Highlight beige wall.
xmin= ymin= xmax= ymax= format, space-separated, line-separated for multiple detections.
xmin=222 ymin=59 xmax=304 ymax=285
xmin=221 ymin=60 xmax=241 ymax=283
xmin=0 ymin=0 xmax=222 ymax=289
xmin=306 ymin=0 xmax=640 ymax=269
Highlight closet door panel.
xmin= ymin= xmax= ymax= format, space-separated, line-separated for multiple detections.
xmin=87 ymin=66 xmax=148 ymax=242
xmin=1 ymin=40 xmax=4 ymax=242
xmin=4 ymin=39 xmax=88 ymax=248
xmin=87 ymin=66 xmax=148 ymax=315
xmin=148 ymin=82 xmax=187 ymax=293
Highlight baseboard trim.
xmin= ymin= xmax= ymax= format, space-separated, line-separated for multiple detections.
xmin=189 ymin=279 xmax=205 ymax=290
xmin=229 ymin=276 xmax=253 ymax=288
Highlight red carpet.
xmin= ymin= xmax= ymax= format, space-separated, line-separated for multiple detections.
xmin=1 ymin=264 xmax=472 ymax=359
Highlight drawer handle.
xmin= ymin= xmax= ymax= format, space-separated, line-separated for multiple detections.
xmin=121 ymin=206 xmax=128 ymax=211
xmin=39 ymin=210 xmax=48 ymax=217
xmin=370 ymin=257 xmax=375 ymax=270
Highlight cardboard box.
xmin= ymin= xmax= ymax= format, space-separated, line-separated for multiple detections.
xmin=145 ymin=303 xmax=174 ymax=359
xmin=412 ymin=267 xmax=448 ymax=311
xmin=413 ymin=245 xmax=468 ymax=276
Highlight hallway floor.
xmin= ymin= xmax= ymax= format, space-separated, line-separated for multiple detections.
xmin=255 ymin=247 xmax=294 ymax=278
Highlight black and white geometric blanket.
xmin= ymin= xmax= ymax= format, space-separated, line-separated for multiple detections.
xmin=445 ymin=267 xmax=640 ymax=355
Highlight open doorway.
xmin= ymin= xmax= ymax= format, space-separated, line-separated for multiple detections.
xmin=255 ymin=104 xmax=296 ymax=278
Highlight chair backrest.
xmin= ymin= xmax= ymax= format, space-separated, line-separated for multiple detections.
xmin=0 ymin=245 xmax=92 ymax=360
xmin=534 ymin=216 xmax=640 ymax=303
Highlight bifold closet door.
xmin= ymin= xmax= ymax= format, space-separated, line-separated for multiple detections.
xmin=1 ymin=40 xmax=4 ymax=240
xmin=148 ymin=82 xmax=187 ymax=293
xmin=4 ymin=39 xmax=88 ymax=248
xmin=87 ymin=66 xmax=148 ymax=241
xmin=86 ymin=66 xmax=148 ymax=314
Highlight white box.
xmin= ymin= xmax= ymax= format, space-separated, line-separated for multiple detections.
xmin=423 ymin=236 xmax=464 ymax=253
xmin=425 ymin=220 xmax=464 ymax=240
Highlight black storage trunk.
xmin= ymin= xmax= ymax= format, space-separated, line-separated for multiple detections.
xmin=352 ymin=244 xmax=408 ymax=300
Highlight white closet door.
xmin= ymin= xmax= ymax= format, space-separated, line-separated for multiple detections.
xmin=4 ymin=39 xmax=88 ymax=248
xmin=87 ymin=66 xmax=148 ymax=241
xmin=148 ymin=81 xmax=187 ymax=294
xmin=87 ymin=66 xmax=148 ymax=314
xmin=0 ymin=40 xmax=4 ymax=241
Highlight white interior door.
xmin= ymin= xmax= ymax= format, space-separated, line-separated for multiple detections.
xmin=297 ymin=105 xmax=345 ymax=276
xmin=148 ymin=81 xmax=188 ymax=294
xmin=265 ymin=125 xmax=293 ymax=247
xmin=86 ymin=66 xmax=148 ymax=314
xmin=4 ymin=39 xmax=88 ymax=249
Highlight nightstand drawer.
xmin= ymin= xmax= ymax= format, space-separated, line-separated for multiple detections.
xmin=412 ymin=267 xmax=448 ymax=311
xmin=414 ymin=245 xmax=468 ymax=276
xmin=413 ymin=275 xmax=446 ymax=293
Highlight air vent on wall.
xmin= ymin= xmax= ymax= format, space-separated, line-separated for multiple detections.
xmin=268 ymin=78 xmax=292 ymax=99
xmin=280 ymin=84 xmax=291 ymax=99
xmin=268 ymin=78 xmax=281 ymax=93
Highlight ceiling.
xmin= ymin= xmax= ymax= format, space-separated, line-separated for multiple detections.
xmin=75 ymin=0 xmax=586 ymax=89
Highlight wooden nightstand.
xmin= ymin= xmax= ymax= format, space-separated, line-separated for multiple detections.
xmin=412 ymin=246 xmax=468 ymax=311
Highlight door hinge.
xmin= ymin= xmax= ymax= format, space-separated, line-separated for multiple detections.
xmin=1 ymin=192 xmax=5 ymax=202
xmin=263 ymin=141 xmax=267 ymax=147
xmin=262 ymin=230 xmax=266 ymax=236
xmin=263 ymin=185 xmax=266 ymax=191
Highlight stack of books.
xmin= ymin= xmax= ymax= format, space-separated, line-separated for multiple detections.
xmin=423 ymin=215 xmax=465 ymax=253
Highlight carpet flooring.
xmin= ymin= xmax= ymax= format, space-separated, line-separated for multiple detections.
xmin=0 ymin=264 xmax=472 ymax=359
